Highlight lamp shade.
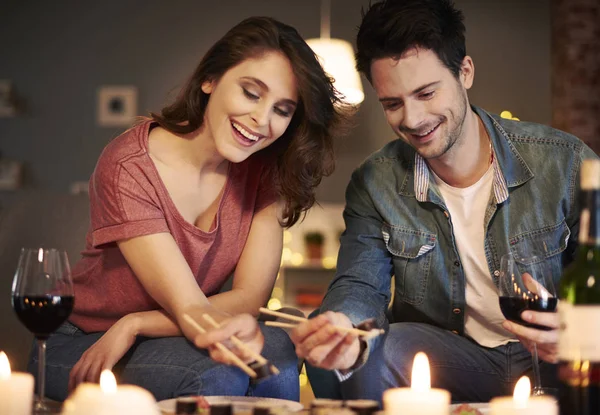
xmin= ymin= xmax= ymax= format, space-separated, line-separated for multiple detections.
xmin=306 ymin=38 xmax=364 ymax=105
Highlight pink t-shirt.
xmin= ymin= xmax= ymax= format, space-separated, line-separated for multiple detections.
xmin=69 ymin=120 xmax=277 ymax=332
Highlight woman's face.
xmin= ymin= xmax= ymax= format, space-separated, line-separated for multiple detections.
xmin=201 ymin=51 xmax=299 ymax=163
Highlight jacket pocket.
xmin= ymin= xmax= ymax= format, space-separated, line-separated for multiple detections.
xmin=509 ymin=219 xmax=570 ymax=285
xmin=382 ymin=224 xmax=437 ymax=305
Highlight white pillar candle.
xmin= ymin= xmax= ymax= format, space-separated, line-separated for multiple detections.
xmin=62 ymin=370 xmax=160 ymax=415
xmin=383 ymin=352 xmax=451 ymax=415
xmin=0 ymin=351 xmax=35 ymax=415
xmin=490 ymin=376 xmax=558 ymax=415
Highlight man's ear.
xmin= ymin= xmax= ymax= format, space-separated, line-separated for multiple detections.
xmin=460 ymin=55 xmax=475 ymax=90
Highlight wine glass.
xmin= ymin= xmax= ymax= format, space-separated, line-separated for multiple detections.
xmin=11 ymin=248 xmax=74 ymax=414
xmin=498 ymin=252 xmax=557 ymax=396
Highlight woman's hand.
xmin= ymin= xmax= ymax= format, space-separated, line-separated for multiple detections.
xmin=192 ymin=313 xmax=264 ymax=365
xmin=68 ymin=315 xmax=139 ymax=391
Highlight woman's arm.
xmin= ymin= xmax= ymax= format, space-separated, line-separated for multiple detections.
xmin=69 ymin=203 xmax=284 ymax=388
xmin=207 ymin=202 xmax=283 ymax=315
xmin=119 ymin=201 xmax=284 ymax=337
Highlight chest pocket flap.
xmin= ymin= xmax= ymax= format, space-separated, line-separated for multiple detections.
xmin=381 ymin=224 xmax=437 ymax=305
xmin=382 ymin=224 xmax=437 ymax=258
xmin=509 ymin=219 xmax=571 ymax=262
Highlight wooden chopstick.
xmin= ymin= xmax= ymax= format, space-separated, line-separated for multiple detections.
xmin=182 ymin=314 xmax=257 ymax=378
xmin=201 ymin=314 xmax=280 ymax=375
xmin=265 ymin=321 xmax=297 ymax=329
xmin=259 ymin=307 xmax=308 ymax=323
xmin=259 ymin=307 xmax=384 ymax=339
xmin=266 ymin=320 xmax=381 ymax=338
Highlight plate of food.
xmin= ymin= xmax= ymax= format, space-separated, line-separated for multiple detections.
xmin=157 ymin=395 xmax=304 ymax=414
xmin=450 ymin=403 xmax=490 ymax=415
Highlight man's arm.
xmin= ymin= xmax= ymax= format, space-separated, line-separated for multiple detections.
xmin=504 ymin=143 xmax=600 ymax=363
xmin=291 ymin=168 xmax=394 ymax=370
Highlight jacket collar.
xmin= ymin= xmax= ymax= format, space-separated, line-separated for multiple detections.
xmin=406 ymin=105 xmax=533 ymax=203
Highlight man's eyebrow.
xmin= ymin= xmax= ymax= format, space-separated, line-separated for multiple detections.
xmin=378 ymin=81 xmax=440 ymax=103
xmin=412 ymin=81 xmax=440 ymax=94
xmin=240 ymin=76 xmax=297 ymax=107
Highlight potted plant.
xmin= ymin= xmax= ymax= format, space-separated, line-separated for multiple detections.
xmin=304 ymin=231 xmax=325 ymax=261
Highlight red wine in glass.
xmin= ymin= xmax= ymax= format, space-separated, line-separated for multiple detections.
xmin=498 ymin=253 xmax=557 ymax=396
xmin=12 ymin=295 xmax=74 ymax=339
xmin=499 ymin=296 xmax=558 ymax=330
xmin=11 ymin=248 xmax=74 ymax=414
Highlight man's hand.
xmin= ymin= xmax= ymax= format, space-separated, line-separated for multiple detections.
xmin=502 ymin=310 xmax=559 ymax=363
xmin=503 ymin=272 xmax=559 ymax=363
xmin=290 ymin=311 xmax=361 ymax=370
xmin=193 ymin=314 xmax=264 ymax=365
xmin=68 ymin=315 xmax=139 ymax=392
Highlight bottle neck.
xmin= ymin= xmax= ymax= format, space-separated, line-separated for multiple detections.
xmin=578 ymin=189 xmax=600 ymax=246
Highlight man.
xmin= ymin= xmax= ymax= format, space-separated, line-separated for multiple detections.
xmin=289 ymin=0 xmax=597 ymax=403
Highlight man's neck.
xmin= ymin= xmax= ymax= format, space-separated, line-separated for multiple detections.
xmin=427 ymin=109 xmax=491 ymax=188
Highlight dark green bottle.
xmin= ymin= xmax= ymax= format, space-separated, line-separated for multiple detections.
xmin=558 ymin=158 xmax=600 ymax=415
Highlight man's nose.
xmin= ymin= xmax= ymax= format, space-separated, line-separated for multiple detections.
xmin=401 ymin=101 xmax=425 ymax=132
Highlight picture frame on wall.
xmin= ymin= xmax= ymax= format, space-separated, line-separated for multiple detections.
xmin=0 ymin=159 xmax=23 ymax=190
xmin=0 ymin=79 xmax=17 ymax=117
xmin=97 ymin=85 xmax=138 ymax=127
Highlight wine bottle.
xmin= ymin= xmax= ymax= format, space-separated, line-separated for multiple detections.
xmin=558 ymin=158 xmax=600 ymax=415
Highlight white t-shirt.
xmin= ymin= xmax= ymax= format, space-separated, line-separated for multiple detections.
xmin=434 ymin=166 xmax=515 ymax=347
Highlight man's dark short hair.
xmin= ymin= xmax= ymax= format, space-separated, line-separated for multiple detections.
xmin=356 ymin=0 xmax=467 ymax=82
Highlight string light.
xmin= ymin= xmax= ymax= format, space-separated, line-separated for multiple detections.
xmin=267 ymin=298 xmax=282 ymax=310
xmin=291 ymin=253 xmax=304 ymax=266
xmin=500 ymin=110 xmax=520 ymax=121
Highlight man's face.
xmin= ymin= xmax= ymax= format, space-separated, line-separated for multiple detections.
xmin=370 ymin=48 xmax=473 ymax=160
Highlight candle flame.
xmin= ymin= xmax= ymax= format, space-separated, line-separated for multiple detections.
xmin=0 ymin=352 xmax=11 ymax=380
xmin=100 ymin=369 xmax=117 ymax=394
xmin=410 ymin=352 xmax=431 ymax=392
xmin=513 ymin=376 xmax=531 ymax=408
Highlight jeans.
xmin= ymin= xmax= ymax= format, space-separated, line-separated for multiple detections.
xmin=30 ymin=321 xmax=300 ymax=402
xmin=307 ymin=322 xmax=558 ymax=404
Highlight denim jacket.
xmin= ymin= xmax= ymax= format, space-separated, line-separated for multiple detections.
xmin=321 ymin=106 xmax=598 ymax=355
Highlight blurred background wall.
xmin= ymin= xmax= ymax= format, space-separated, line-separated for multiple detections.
xmin=0 ymin=0 xmax=553 ymax=205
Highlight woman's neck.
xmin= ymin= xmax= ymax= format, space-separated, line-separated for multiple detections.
xmin=150 ymin=125 xmax=227 ymax=175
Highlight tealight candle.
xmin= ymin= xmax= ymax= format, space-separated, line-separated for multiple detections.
xmin=383 ymin=352 xmax=451 ymax=415
xmin=62 ymin=369 xmax=160 ymax=415
xmin=490 ymin=376 xmax=558 ymax=415
xmin=0 ymin=351 xmax=35 ymax=415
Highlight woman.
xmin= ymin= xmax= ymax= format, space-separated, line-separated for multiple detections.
xmin=37 ymin=16 xmax=349 ymax=402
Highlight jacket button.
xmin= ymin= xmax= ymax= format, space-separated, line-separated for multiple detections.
xmin=453 ymin=308 xmax=462 ymax=314
xmin=494 ymin=270 xmax=500 ymax=276
xmin=454 ymin=260 xmax=460 ymax=267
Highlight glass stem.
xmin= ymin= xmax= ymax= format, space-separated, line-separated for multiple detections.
xmin=37 ymin=338 xmax=46 ymax=405
xmin=531 ymin=342 xmax=542 ymax=391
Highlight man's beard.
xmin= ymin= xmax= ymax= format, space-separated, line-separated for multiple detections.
xmin=419 ymin=90 xmax=468 ymax=160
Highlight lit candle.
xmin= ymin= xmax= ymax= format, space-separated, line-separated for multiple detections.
xmin=0 ymin=351 xmax=35 ymax=415
xmin=383 ymin=352 xmax=451 ymax=415
xmin=63 ymin=369 xmax=160 ymax=415
xmin=489 ymin=376 xmax=558 ymax=415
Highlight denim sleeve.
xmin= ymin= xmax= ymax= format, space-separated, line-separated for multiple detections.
xmin=320 ymin=167 xmax=393 ymax=357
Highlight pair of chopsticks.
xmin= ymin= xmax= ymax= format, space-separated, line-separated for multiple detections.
xmin=259 ymin=307 xmax=384 ymax=340
xmin=182 ymin=313 xmax=279 ymax=378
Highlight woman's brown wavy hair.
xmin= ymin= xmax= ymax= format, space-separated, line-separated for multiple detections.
xmin=150 ymin=16 xmax=352 ymax=228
